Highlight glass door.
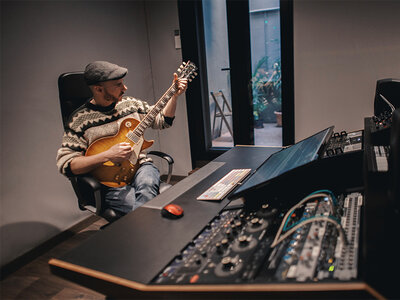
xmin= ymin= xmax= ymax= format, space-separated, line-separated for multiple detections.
xmin=202 ymin=0 xmax=233 ymax=148
xmin=177 ymin=0 xmax=293 ymax=167
xmin=202 ymin=0 xmax=283 ymax=148
xmin=249 ymin=0 xmax=282 ymax=147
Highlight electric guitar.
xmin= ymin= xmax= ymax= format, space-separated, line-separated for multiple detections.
xmin=85 ymin=61 xmax=197 ymax=187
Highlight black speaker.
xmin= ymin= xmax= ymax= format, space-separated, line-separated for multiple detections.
xmin=374 ymin=78 xmax=400 ymax=116
xmin=389 ymin=108 xmax=400 ymax=210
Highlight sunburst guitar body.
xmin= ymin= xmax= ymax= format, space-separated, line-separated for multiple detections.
xmin=86 ymin=118 xmax=153 ymax=188
xmin=85 ymin=61 xmax=198 ymax=188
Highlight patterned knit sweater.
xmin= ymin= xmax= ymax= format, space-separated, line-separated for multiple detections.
xmin=56 ymin=96 xmax=171 ymax=177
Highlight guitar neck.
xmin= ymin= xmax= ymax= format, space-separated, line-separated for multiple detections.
xmin=125 ymin=61 xmax=197 ymax=144
xmin=133 ymin=83 xmax=177 ymax=137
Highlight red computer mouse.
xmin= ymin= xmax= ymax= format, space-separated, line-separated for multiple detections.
xmin=161 ymin=203 xmax=184 ymax=219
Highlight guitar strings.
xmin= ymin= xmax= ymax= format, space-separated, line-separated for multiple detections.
xmin=123 ymin=82 xmax=178 ymax=145
xmin=122 ymin=63 xmax=194 ymax=145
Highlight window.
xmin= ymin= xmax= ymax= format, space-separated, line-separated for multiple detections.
xmin=178 ymin=0 xmax=293 ymax=168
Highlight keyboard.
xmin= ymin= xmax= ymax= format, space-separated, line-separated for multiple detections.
xmin=197 ymin=169 xmax=251 ymax=201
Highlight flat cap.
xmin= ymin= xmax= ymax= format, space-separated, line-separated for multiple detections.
xmin=84 ymin=61 xmax=128 ymax=85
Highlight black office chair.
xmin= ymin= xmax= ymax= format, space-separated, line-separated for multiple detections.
xmin=374 ymin=78 xmax=400 ymax=116
xmin=58 ymin=72 xmax=174 ymax=222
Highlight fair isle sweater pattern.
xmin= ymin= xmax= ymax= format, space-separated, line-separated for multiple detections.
xmin=56 ymin=96 xmax=170 ymax=177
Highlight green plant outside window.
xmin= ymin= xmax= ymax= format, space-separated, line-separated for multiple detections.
xmin=251 ymin=57 xmax=281 ymax=125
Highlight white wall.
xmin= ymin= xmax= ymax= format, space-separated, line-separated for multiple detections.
xmin=0 ymin=0 xmax=191 ymax=268
xmin=293 ymin=0 xmax=400 ymax=141
xmin=144 ymin=0 xmax=192 ymax=174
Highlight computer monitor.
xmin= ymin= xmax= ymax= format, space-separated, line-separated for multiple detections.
xmin=229 ymin=126 xmax=334 ymax=200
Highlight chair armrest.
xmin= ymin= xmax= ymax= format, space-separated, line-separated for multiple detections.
xmin=69 ymin=175 xmax=103 ymax=215
xmin=148 ymin=151 xmax=174 ymax=184
xmin=79 ymin=175 xmax=102 ymax=191
xmin=148 ymin=151 xmax=174 ymax=164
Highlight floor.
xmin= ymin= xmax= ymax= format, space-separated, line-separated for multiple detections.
xmin=212 ymin=123 xmax=282 ymax=147
xmin=1 ymin=176 xmax=186 ymax=300
xmin=1 ymin=217 xmax=107 ymax=300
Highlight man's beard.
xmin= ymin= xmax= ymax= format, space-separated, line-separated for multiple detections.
xmin=104 ymin=90 xmax=123 ymax=103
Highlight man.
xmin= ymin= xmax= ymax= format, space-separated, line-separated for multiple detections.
xmin=57 ymin=61 xmax=187 ymax=216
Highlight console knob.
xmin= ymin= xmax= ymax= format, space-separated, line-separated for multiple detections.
xmin=335 ymin=147 xmax=343 ymax=155
xmin=216 ymin=242 xmax=223 ymax=254
xmin=250 ymin=217 xmax=262 ymax=227
xmin=230 ymin=225 xmax=238 ymax=236
xmin=235 ymin=221 xmax=243 ymax=228
xmin=326 ymin=149 xmax=334 ymax=156
xmin=221 ymin=256 xmax=234 ymax=270
xmin=238 ymin=235 xmax=250 ymax=246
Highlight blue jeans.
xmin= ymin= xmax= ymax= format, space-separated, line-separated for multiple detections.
xmin=104 ymin=162 xmax=160 ymax=215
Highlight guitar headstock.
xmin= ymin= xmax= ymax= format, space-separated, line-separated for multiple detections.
xmin=177 ymin=61 xmax=198 ymax=82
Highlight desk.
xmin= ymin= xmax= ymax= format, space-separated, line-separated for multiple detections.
xmin=49 ymin=145 xmax=386 ymax=299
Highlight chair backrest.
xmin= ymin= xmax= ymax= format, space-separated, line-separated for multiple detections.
xmin=58 ymin=72 xmax=93 ymax=129
xmin=374 ymin=78 xmax=400 ymax=116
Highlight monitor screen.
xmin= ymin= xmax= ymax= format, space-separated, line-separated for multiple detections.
xmin=229 ymin=126 xmax=334 ymax=199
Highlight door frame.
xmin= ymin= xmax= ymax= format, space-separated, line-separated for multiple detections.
xmin=177 ymin=0 xmax=294 ymax=168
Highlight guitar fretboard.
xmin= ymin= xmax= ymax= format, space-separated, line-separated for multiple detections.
xmin=126 ymin=85 xmax=178 ymax=144
xmin=124 ymin=60 xmax=197 ymax=145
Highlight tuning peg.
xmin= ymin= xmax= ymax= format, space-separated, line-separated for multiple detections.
xmin=178 ymin=68 xmax=182 ymax=72
xmin=188 ymin=78 xmax=192 ymax=82
xmin=182 ymin=62 xmax=187 ymax=66
xmin=194 ymin=72 xmax=198 ymax=76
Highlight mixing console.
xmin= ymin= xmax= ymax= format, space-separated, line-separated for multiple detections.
xmin=152 ymin=191 xmax=363 ymax=285
xmin=323 ymin=130 xmax=363 ymax=157
xmin=152 ymin=204 xmax=278 ymax=284
xmin=368 ymin=111 xmax=393 ymax=144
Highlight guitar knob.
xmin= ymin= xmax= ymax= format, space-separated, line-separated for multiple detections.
xmin=129 ymin=168 xmax=135 ymax=173
xmin=114 ymin=175 xmax=120 ymax=181
xmin=123 ymin=176 xmax=128 ymax=181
